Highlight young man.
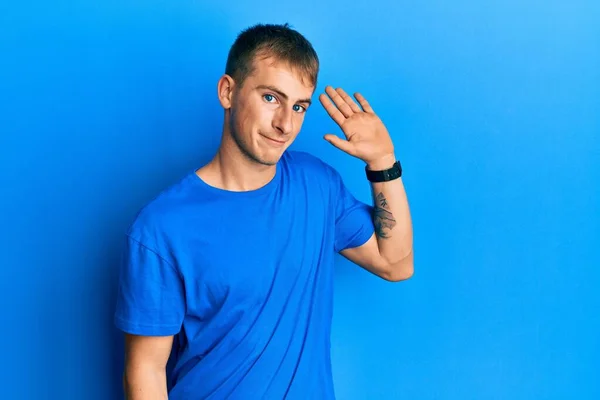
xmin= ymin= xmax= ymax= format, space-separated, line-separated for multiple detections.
xmin=115 ymin=23 xmax=413 ymax=399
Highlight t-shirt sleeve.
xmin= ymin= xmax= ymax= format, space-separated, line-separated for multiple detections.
xmin=114 ymin=235 xmax=185 ymax=336
xmin=331 ymin=167 xmax=375 ymax=252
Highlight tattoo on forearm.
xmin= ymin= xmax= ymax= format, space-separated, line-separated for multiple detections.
xmin=373 ymin=192 xmax=396 ymax=239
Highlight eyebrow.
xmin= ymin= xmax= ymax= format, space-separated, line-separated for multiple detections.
xmin=256 ymin=84 xmax=312 ymax=106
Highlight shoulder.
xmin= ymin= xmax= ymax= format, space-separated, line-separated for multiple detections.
xmin=125 ymin=171 xmax=198 ymax=248
xmin=281 ymin=150 xmax=342 ymax=182
xmin=279 ymin=150 xmax=351 ymax=208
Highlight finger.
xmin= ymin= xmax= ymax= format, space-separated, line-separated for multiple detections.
xmin=354 ymin=92 xmax=374 ymax=113
xmin=323 ymin=134 xmax=356 ymax=156
xmin=325 ymin=86 xmax=354 ymax=118
xmin=319 ymin=93 xmax=346 ymax=126
xmin=335 ymin=87 xmax=362 ymax=113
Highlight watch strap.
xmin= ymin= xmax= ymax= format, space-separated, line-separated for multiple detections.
xmin=365 ymin=160 xmax=402 ymax=182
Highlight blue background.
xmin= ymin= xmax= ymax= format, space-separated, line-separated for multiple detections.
xmin=1 ymin=1 xmax=598 ymax=399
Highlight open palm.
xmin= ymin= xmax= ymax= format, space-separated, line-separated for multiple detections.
xmin=319 ymin=86 xmax=394 ymax=165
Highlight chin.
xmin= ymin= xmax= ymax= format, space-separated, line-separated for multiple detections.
xmin=243 ymin=145 xmax=283 ymax=167
xmin=255 ymin=151 xmax=283 ymax=166
xmin=254 ymin=139 xmax=288 ymax=166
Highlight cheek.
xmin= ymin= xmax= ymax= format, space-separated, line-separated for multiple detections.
xmin=234 ymin=107 xmax=257 ymax=134
xmin=246 ymin=103 xmax=272 ymax=128
xmin=293 ymin=114 xmax=307 ymax=132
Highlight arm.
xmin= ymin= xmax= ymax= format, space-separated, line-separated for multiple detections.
xmin=341 ymin=155 xmax=413 ymax=281
xmin=114 ymin=235 xmax=186 ymax=398
xmin=123 ymin=334 xmax=173 ymax=400
xmin=319 ymin=86 xmax=414 ymax=281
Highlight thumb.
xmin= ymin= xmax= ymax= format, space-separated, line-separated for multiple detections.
xmin=324 ymin=134 xmax=355 ymax=155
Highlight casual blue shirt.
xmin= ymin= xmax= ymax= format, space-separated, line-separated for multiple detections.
xmin=114 ymin=150 xmax=375 ymax=399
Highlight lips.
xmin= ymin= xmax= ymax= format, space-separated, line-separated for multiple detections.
xmin=261 ymin=134 xmax=286 ymax=146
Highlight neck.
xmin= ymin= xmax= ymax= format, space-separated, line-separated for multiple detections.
xmin=197 ymin=132 xmax=277 ymax=192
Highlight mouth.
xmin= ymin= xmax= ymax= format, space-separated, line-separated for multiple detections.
xmin=261 ymin=134 xmax=287 ymax=147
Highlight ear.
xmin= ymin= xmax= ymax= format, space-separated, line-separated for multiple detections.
xmin=217 ymin=74 xmax=235 ymax=109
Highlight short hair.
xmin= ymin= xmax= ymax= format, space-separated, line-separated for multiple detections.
xmin=225 ymin=23 xmax=320 ymax=88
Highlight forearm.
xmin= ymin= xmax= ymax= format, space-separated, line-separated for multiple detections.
xmin=368 ymin=155 xmax=413 ymax=267
xmin=124 ymin=364 xmax=168 ymax=400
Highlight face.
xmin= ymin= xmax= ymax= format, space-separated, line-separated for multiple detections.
xmin=218 ymin=56 xmax=315 ymax=166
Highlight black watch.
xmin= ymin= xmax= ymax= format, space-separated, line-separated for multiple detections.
xmin=365 ymin=160 xmax=402 ymax=182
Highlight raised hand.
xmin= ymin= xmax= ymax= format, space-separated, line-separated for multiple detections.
xmin=319 ymin=86 xmax=395 ymax=169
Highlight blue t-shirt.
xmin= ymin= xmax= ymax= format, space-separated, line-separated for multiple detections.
xmin=114 ymin=150 xmax=375 ymax=399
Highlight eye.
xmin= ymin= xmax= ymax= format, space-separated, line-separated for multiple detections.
xmin=293 ymin=104 xmax=307 ymax=113
xmin=263 ymin=94 xmax=277 ymax=103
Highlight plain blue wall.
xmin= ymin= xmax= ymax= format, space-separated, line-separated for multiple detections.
xmin=1 ymin=1 xmax=598 ymax=399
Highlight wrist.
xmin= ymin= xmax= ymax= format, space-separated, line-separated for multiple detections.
xmin=366 ymin=154 xmax=396 ymax=171
xmin=365 ymin=155 xmax=402 ymax=183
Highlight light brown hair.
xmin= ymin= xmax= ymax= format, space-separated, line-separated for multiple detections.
xmin=225 ymin=23 xmax=320 ymax=89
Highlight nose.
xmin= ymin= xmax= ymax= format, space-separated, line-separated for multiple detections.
xmin=272 ymin=107 xmax=294 ymax=136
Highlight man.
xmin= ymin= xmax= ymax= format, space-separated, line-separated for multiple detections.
xmin=115 ymin=23 xmax=413 ymax=399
